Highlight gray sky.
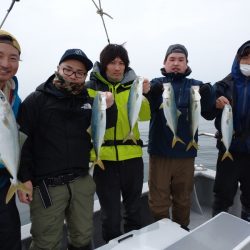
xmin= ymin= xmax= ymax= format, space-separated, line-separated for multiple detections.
xmin=1 ymin=0 xmax=249 ymax=99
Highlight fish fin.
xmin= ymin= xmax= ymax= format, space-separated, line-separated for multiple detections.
xmin=18 ymin=183 xmax=32 ymax=195
xmin=186 ymin=140 xmax=199 ymax=151
xmin=221 ymin=151 xmax=234 ymax=161
xmin=159 ymin=103 xmax=163 ymax=109
xmin=6 ymin=182 xmax=32 ymax=204
xmin=5 ymin=184 xmax=16 ymax=204
xmin=123 ymin=132 xmax=137 ymax=144
xmin=92 ymin=159 xmax=105 ymax=170
xmin=19 ymin=131 xmax=28 ymax=149
xmin=177 ymin=110 xmax=181 ymax=117
xmin=86 ymin=126 xmax=91 ymax=135
xmin=2 ymin=116 xmax=10 ymax=127
xmin=172 ymin=136 xmax=185 ymax=148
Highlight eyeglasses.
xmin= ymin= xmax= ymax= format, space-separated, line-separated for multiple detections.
xmin=62 ymin=67 xmax=87 ymax=79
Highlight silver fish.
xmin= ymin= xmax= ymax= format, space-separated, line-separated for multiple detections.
xmin=221 ymin=104 xmax=233 ymax=161
xmin=91 ymin=92 xmax=106 ymax=170
xmin=186 ymin=86 xmax=201 ymax=151
xmin=161 ymin=83 xmax=185 ymax=148
xmin=0 ymin=90 xmax=28 ymax=203
xmin=123 ymin=76 xmax=144 ymax=144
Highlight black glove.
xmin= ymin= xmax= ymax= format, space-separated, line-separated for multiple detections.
xmin=199 ymin=82 xmax=212 ymax=99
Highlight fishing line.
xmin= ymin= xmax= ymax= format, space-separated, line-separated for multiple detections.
xmin=0 ymin=0 xmax=20 ymax=29
xmin=91 ymin=0 xmax=113 ymax=44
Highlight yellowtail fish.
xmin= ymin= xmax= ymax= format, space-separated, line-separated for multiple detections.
xmin=91 ymin=92 xmax=106 ymax=170
xmin=186 ymin=86 xmax=201 ymax=151
xmin=221 ymin=104 xmax=233 ymax=161
xmin=161 ymin=83 xmax=185 ymax=148
xmin=123 ymin=76 xmax=144 ymax=144
xmin=0 ymin=90 xmax=29 ymax=203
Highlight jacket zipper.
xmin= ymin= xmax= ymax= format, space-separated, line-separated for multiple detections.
xmin=242 ymin=78 xmax=248 ymax=114
xmin=242 ymin=78 xmax=249 ymax=130
xmin=112 ymin=85 xmax=119 ymax=161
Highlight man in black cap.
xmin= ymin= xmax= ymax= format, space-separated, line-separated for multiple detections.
xmin=146 ymin=44 xmax=214 ymax=230
xmin=207 ymin=40 xmax=250 ymax=222
xmin=17 ymin=48 xmax=117 ymax=250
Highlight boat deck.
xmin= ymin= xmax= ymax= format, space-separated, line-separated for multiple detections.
xmin=21 ymin=169 xmax=243 ymax=249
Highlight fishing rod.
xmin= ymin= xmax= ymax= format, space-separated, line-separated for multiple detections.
xmin=91 ymin=0 xmax=113 ymax=44
xmin=0 ymin=0 xmax=20 ymax=29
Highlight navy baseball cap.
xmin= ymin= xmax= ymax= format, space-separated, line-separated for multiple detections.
xmin=59 ymin=49 xmax=93 ymax=71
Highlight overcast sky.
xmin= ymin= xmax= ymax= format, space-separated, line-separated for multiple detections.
xmin=1 ymin=0 xmax=249 ymax=99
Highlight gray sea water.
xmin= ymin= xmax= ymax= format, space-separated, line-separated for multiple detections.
xmin=17 ymin=117 xmax=218 ymax=226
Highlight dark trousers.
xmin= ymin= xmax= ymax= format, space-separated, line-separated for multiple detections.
xmin=93 ymin=157 xmax=144 ymax=242
xmin=0 ymin=181 xmax=21 ymax=250
xmin=213 ymin=152 xmax=250 ymax=218
xmin=148 ymin=156 xmax=194 ymax=227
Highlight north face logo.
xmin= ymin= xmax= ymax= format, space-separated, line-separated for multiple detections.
xmin=81 ymin=103 xmax=92 ymax=109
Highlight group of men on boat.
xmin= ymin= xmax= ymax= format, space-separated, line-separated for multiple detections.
xmin=0 ymin=28 xmax=250 ymax=250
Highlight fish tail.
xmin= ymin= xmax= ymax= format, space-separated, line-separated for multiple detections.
xmin=221 ymin=151 xmax=234 ymax=161
xmin=186 ymin=140 xmax=199 ymax=151
xmin=123 ymin=132 xmax=137 ymax=145
xmin=6 ymin=184 xmax=17 ymax=204
xmin=6 ymin=182 xmax=32 ymax=204
xmin=18 ymin=183 xmax=32 ymax=195
xmin=92 ymin=159 xmax=105 ymax=170
xmin=172 ymin=136 xmax=185 ymax=148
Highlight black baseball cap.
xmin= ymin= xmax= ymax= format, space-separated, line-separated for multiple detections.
xmin=59 ymin=49 xmax=93 ymax=71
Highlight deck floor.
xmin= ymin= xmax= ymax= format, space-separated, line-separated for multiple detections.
xmin=21 ymin=173 xmax=242 ymax=249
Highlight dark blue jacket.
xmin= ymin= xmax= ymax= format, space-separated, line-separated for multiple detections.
xmin=212 ymin=41 xmax=250 ymax=153
xmin=147 ymin=68 xmax=214 ymax=158
xmin=0 ymin=76 xmax=21 ymax=188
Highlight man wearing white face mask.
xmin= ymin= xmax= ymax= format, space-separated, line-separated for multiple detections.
xmin=240 ymin=62 xmax=250 ymax=77
xmin=207 ymin=40 xmax=250 ymax=222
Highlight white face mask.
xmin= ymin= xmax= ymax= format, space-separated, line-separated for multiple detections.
xmin=240 ymin=64 xmax=250 ymax=77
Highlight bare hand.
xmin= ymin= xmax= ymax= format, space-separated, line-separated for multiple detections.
xmin=104 ymin=92 xmax=114 ymax=108
xmin=17 ymin=180 xmax=33 ymax=204
xmin=216 ymin=96 xmax=230 ymax=109
xmin=143 ymin=78 xmax=151 ymax=94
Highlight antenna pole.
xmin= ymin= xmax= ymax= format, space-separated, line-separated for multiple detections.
xmin=0 ymin=0 xmax=20 ymax=29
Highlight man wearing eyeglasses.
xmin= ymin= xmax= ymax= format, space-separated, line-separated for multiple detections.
xmin=17 ymin=49 xmax=116 ymax=250
xmin=0 ymin=29 xmax=22 ymax=250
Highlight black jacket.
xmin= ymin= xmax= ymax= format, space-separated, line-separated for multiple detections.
xmin=17 ymin=74 xmax=117 ymax=183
